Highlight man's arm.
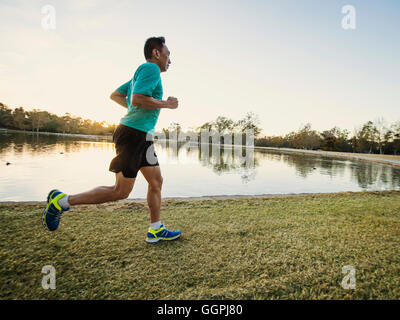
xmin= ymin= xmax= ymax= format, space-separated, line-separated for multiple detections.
xmin=131 ymin=94 xmax=178 ymax=110
xmin=131 ymin=63 xmax=178 ymax=110
xmin=110 ymin=90 xmax=128 ymax=109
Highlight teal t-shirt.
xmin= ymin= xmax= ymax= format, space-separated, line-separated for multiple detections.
xmin=118 ymin=62 xmax=163 ymax=135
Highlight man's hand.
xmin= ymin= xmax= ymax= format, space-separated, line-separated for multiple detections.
xmin=167 ymin=96 xmax=179 ymax=109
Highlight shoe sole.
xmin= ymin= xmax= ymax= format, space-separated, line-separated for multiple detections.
xmin=146 ymin=234 xmax=181 ymax=243
xmin=42 ymin=189 xmax=59 ymax=230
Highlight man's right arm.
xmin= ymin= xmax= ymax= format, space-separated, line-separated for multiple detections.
xmin=110 ymin=90 xmax=128 ymax=108
xmin=110 ymin=80 xmax=130 ymax=109
xmin=131 ymin=94 xmax=178 ymax=110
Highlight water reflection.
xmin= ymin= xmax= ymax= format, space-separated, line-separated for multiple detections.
xmin=153 ymin=141 xmax=400 ymax=189
xmin=0 ymin=131 xmax=111 ymax=156
xmin=349 ymin=162 xmax=400 ymax=189
xmin=1 ymin=132 xmax=400 ymax=201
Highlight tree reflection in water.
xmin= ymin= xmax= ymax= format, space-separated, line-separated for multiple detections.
xmin=1 ymin=131 xmax=400 ymax=190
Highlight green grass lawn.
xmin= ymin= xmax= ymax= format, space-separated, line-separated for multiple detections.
xmin=1 ymin=191 xmax=400 ymax=300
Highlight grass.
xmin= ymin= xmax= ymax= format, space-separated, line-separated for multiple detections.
xmin=1 ymin=190 xmax=400 ymax=300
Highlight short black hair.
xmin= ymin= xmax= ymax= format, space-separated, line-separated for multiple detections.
xmin=144 ymin=36 xmax=165 ymax=60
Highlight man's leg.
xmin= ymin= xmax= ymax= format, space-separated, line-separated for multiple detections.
xmin=140 ymin=165 xmax=162 ymax=223
xmin=68 ymin=171 xmax=135 ymax=205
xmin=42 ymin=171 xmax=136 ymax=231
xmin=140 ymin=165 xmax=181 ymax=243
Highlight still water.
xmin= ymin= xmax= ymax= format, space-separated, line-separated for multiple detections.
xmin=1 ymin=131 xmax=400 ymax=201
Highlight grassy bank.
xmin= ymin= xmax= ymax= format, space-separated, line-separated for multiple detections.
xmin=1 ymin=191 xmax=400 ymax=299
xmin=255 ymin=147 xmax=400 ymax=167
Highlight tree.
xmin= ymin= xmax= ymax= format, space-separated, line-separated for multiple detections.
xmin=320 ymin=126 xmax=351 ymax=152
xmin=354 ymin=121 xmax=378 ymax=153
xmin=26 ymin=109 xmax=49 ymax=132
xmin=290 ymin=124 xmax=321 ymax=150
xmin=235 ymin=112 xmax=262 ymax=137
xmin=373 ymin=117 xmax=389 ymax=154
xmin=197 ymin=121 xmax=214 ymax=134
xmin=62 ymin=113 xmax=73 ymax=133
xmin=168 ymin=122 xmax=182 ymax=139
xmin=390 ymin=121 xmax=400 ymax=155
xmin=12 ymin=107 xmax=27 ymax=130
xmin=81 ymin=119 xmax=93 ymax=134
xmin=0 ymin=103 xmax=14 ymax=128
xmin=42 ymin=114 xmax=62 ymax=132
xmin=213 ymin=116 xmax=235 ymax=134
xmin=161 ymin=127 xmax=170 ymax=139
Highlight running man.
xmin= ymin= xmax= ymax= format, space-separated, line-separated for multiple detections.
xmin=42 ymin=36 xmax=181 ymax=243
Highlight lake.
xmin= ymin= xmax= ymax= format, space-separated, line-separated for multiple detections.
xmin=1 ymin=131 xmax=400 ymax=201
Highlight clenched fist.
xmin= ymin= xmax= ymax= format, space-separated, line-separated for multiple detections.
xmin=167 ymin=96 xmax=179 ymax=109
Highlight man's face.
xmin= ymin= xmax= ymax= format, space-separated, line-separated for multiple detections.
xmin=155 ymin=44 xmax=171 ymax=72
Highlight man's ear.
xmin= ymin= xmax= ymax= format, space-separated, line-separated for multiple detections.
xmin=152 ymin=48 xmax=160 ymax=59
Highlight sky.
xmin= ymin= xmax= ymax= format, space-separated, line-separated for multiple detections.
xmin=0 ymin=0 xmax=399 ymax=136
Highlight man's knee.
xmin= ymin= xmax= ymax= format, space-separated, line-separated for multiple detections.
xmin=113 ymin=171 xmax=134 ymax=200
xmin=149 ymin=176 xmax=163 ymax=191
xmin=113 ymin=186 xmax=132 ymax=200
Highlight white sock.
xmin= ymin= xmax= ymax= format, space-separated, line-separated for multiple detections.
xmin=150 ymin=221 xmax=162 ymax=230
xmin=58 ymin=195 xmax=70 ymax=210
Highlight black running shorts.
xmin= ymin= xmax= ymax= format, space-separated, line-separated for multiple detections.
xmin=109 ymin=124 xmax=159 ymax=178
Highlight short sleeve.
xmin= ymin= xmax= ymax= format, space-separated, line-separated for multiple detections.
xmin=116 ymin=80 xmax=131 ymax=95
xmin=132 ymin=63 xmax=161 ymax=97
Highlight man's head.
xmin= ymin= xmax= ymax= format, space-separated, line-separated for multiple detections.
xmin=144 ymin=36 xmax=171 ymax=72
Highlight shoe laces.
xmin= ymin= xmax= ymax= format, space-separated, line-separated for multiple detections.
xmin=56 ymin=213 xmax=62 ymax=222
xmin=52 ymin=210 xmax=63 ymax=222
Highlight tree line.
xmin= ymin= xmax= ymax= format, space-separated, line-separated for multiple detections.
xmin=256 ymin=121 xmax=400 ymax=155
xmin=163 ymin=114 xmax=400 ymax=155
xmin=0 ymin=102 xmax=116 ymax=135
xmin=1 ymin=102 xmax=399 ymax=154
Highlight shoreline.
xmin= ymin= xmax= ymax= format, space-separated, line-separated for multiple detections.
xmin=254 ymin=146 xmax=400 ymax=168
xmin=1 ymin=190 xmax=399 ymax=204
xmin=1 ymin=128 xmax=113 ymax=140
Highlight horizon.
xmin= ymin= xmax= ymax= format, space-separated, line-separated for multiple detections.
xmin=1 ymin=0 xmax=399 ymax=136
xmin=3 ymin=100 xmax=398 ymax=138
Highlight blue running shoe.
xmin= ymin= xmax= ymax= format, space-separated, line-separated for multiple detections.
xmin=146 ymin=224 xmax=181 ymax=243
xmin=42 ymin=189 xmax=70 ymax=231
